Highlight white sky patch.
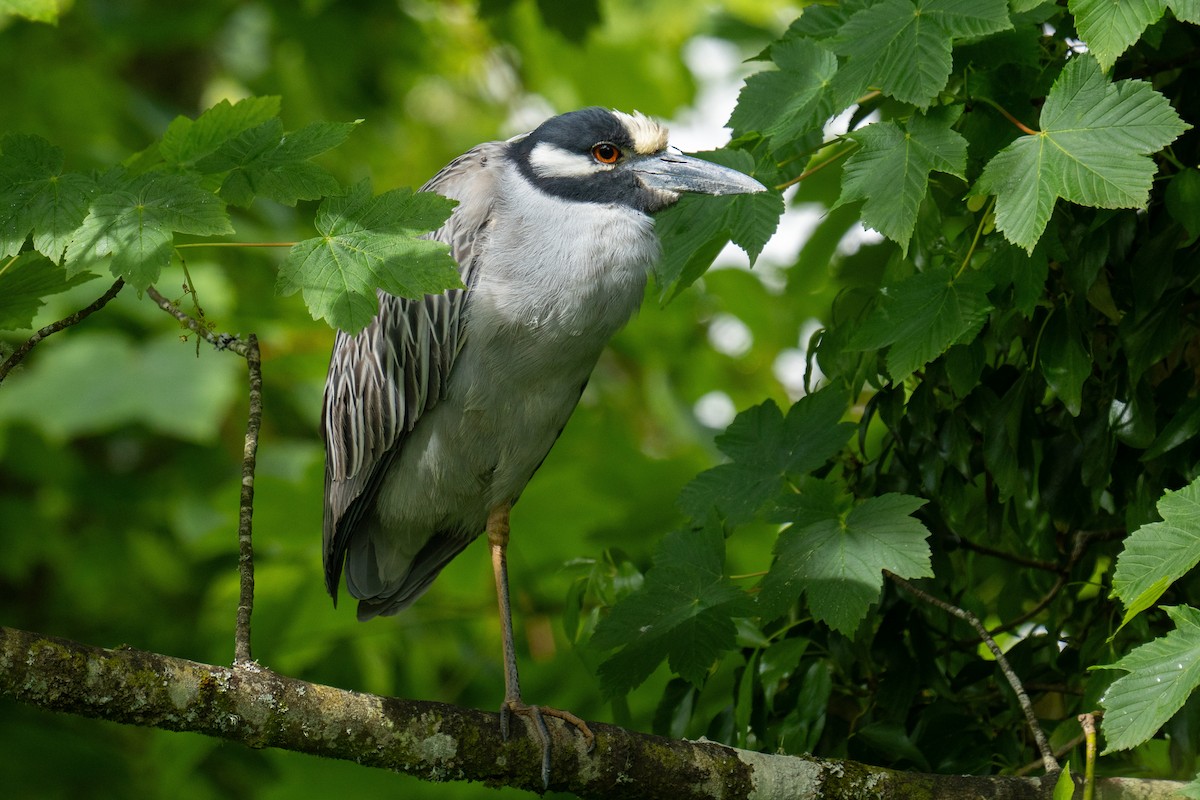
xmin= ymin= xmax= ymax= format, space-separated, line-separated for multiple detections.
xmin=837 ymin=222 xmax=884 ymax=256
xmin=668 ymin=40 xmax=883 ymax=270
xmin=706 ymin=196 xmax=824 ymax=296
xmin=694 ymin=390 xmax=737 ymax=429
xmin=774 ymin=349 xmax=809 ymax=398
xmin=824 ymin=105 xmax=881 ymax=139
xmin=666 ymin=37 xmax=746 ymax=152
xmin=707 ymin=313 xmax=753 ymax=357
xmin=774 ymin=317 xmax=826 ymax=399
xmin=1064 ymin=37 xmax=1089 ymax=55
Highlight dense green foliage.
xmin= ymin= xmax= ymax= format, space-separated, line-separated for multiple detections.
xmin=582 ymin=0 xmax=1200 ymax=784
xmin=586 ymin=0 xmax=1200 ymax=784
xmin=0 ymin=3 xmax=791 ymax=799
xmin=4 ymin=1 xmax=1200 ymax=799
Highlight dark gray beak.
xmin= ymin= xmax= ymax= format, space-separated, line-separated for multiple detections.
xmin=634 ymin=152 xmax=767 ymax=196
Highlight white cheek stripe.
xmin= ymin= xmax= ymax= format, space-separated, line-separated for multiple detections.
xmin=528 ymin=142 xmax=606 ymax=178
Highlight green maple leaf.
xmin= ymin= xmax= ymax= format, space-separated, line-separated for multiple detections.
xmin=973 ymin=55 xmax=1190 ymax=253
xmin=760 ymin=491 xmax=932 ymax=634
xmin=278 ymin=180 xmax=460 ymax=333
xmin=834 ymin=108 xmax=967 ymax=254
xmin=849 ymin=266 xmax=994 ymax=382
xmin=1070 ymin=0 xmax=1163 ymax=72
xmin=591 ymin=518 xmax=754 ymax=696
xmin=0 ymin=134 xmax=97 ymax=263
xmin=1172 ymin=0 xmax=1200 ymax=23
xmin=729 ymin=38 xmax=841 ymax=141
xmin=1112 ymin=480 xmax=1200 ymax=629
xmin=831 ymin=0 xmax=1012 ymax=107
xmin=1166 ymin=168 xmax=1200 ymax=238
xmin=1098 ymin=605 xmax=1200 ymax=753
xmin=0 ymin=253 xmax=95 ymax=331
xmin=983 ymin=241 xmax=1049 ymax=319
xmin=653 ymin=149 xmax=782 ymax=302
xmin=1068 ymin=0 xmax=1200 ymax=69
xmin=196 ymin=118 xmax=359 ymax=206
xmin=677 ymin=386 xmax=853 ymax=523
xmin=1038 ymin=304 xmax=1092 ymax=416
xmin=789 ymin=1 xmax=869 ymax=39
xmin=158 ymin=96 xmax=281 ymax=167
xmin=65 ymin=172 xmax=233 ymax=287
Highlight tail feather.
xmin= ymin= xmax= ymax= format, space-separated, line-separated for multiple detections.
xmin=345 ymin=527 xmax=476 ymax=620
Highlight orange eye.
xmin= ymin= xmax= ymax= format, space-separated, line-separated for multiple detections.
xmin=591 ymin=142 xmax=621 ymax=164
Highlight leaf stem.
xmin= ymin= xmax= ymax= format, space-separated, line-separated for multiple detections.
xmin=958 ymin=196 xmax=995 ymax=276
xmin=777 ymin=143 xmax=859 ymax=190
xmin=854 ymin=90 xmax=882 ymax=107
xmin=773 ymin=131 xmax=853 ymax=171
xmin=1030 ymin=306 xmax=1056 ymax=371
xmin=0 ymin=254 xmax=18 ymax=278
xmin=728 ymin=570 xmax=768 ymax=581
xmin=1159 ymin=149 xmax=1186 ymax=171
xmin=176 ymin=256 xmax=208 ymax=356
xmin=174 ymin=241 xmax=296 ymax=249
xmin=976 ymin=97 xmax=1039 ymax=136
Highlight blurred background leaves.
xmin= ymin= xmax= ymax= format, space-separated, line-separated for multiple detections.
xmin=0 ymin=1 xmax=828 ymax=798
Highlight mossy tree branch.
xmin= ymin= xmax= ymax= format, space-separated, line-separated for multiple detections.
xmin=0 ymin=625 xmax=1185 ymax=800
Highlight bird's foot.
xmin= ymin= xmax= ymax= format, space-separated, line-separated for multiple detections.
xmin=500 ymin=698 xmax=595 ymax=788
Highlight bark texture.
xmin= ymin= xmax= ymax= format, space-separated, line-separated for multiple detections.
xmin=0 ymin=626 xmax=1185 ymax=800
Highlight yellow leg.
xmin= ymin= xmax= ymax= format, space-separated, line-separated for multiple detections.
xmin=487 ymin=503 xmax=594 ymax=787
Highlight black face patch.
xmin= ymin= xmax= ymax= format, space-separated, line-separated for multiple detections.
xmin=509 ymin=107 xmax=664 ymax=212
xmin=524 ymin=107 xmax=636 ymax=155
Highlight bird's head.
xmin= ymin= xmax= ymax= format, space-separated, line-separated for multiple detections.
xmin=510 ymin=107 xmax=766 ymax=213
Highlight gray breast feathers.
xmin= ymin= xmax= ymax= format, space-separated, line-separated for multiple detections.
xmin=320 ymin=141 xmax=504 ymax=597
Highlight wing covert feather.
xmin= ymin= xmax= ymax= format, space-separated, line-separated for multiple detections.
xmin=320 ymin=142 xmax=504 ymax=593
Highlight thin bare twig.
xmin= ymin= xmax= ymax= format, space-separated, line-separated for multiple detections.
xmin=0 ymin=278 xmax=125 ymax=383
xmin=983 ymin=531 xmax=1091 ymax=638
xmin=983 ymin=574 xmax=1068 ymax=638
xmin=145 ymin=283 xmax=260 ymax=665
xmin=885 ymin=571 xmax=1060 ymax=774
xmin=951 ymin=537 xmax=1063 ymax=573
xmin=144 ymin=285 xmax=251 ymax=358
xmin=1014 ymin=732 xmax=1086 ymax=776
xmin=235 ymin=334 xmax=262 ymax=665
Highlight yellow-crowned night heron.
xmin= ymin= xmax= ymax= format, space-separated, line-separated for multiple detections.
xmin=322 ymin=107 xmax=765 ymax=782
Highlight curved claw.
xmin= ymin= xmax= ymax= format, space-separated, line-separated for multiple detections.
xmin=488 ymin=510 xmax=595 ymax=787
xmin=501 ymin=699 xmax=595 ymax=788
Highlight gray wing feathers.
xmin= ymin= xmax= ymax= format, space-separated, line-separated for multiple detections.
xmin=321 ymin=142 xmax=503 ymax=598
